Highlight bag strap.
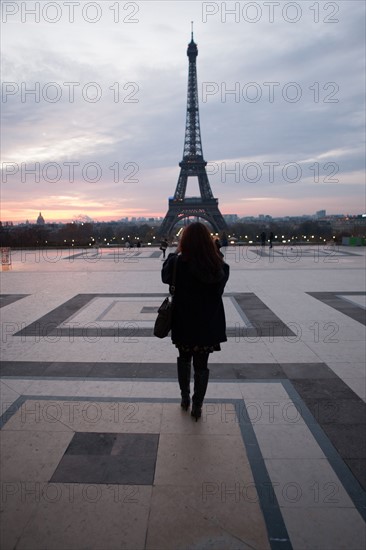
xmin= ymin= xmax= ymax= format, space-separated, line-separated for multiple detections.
xmin=169 ymin=255 xmax=178 ymax=295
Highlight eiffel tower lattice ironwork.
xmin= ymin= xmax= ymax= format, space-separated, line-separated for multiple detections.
xmin=159 ymin=30 xmax=227 ymax=236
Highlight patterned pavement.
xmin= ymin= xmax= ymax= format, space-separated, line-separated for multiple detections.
xmin=1 ymin=246 xmax=365 ymax=549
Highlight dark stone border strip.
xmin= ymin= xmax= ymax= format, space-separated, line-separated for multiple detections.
xmin=289 ymin=377 xmax=366 ymax=491
xmin=0 ymin=361 xmax=317 ymax=379
xmin=307 ymin=291 xmax=366 ymax=325
xmin=232 ymin=294 xmax=295 ymax=337
xmin=236 ymin=400 xmax=292 ymax=549
xmin=283 ymin=380 xmax=366 ymax=520
xmin=62 ymin=251 xmax=98 ymax=260
xmin=250 ymin=248 xmax=361 ymax=258
xmin=63 ymin=251 xmax=147 ymax=260
xmin=0 ymin=294 xmax=29 ymax=308
xmin=13 ymin=293 xmax=295 ymax=338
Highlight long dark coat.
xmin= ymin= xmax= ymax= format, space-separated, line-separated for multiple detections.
xmin=161 ymin=253 xmax=230 ymax=347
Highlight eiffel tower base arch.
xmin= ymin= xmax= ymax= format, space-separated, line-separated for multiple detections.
xmin=159 ymin=198 xmax=227 ymax=237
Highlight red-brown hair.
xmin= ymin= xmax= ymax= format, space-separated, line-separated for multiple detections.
xmin=177 ymin=222 xmax=223 ymax=272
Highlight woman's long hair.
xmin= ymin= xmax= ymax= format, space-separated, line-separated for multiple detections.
xmin=177 ymin=222 xmax=224 ymax=274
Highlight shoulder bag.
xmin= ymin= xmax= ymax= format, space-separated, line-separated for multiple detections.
xmin=153 ymin=255 xmax=178 ymax=338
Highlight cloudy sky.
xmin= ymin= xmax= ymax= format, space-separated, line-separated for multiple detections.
xmin=1 ymin=0 xmax=365 ymax=223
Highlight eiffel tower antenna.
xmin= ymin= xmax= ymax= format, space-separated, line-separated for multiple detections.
xmin=159 ymin=30 xmax=227 ymax=236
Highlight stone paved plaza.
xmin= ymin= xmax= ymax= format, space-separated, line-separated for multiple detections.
xmin=0 ymin=245 xmax=365 ymax=549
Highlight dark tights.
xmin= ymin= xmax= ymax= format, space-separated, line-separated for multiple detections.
xmin=179 ymin=350 xmax=209 ymax=372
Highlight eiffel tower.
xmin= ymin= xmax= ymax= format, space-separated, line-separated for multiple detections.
xmin=159 ymin=28 xmax=227 ymax=236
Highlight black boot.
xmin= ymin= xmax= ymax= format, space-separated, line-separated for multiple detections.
xmin=177 ymin=358 xmax=191 ymax=410
xmin=191 ymin=369 xmax=209 ymax=421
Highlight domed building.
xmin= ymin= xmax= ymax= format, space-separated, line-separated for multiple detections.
xmin=36 ymin=212 xmax=45 ymax=225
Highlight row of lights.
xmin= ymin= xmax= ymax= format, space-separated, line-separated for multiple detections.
xmin=61 ymin=233 xmax=337 ymax=247
xmin=61 ymin=236 xmax=157 ymax=246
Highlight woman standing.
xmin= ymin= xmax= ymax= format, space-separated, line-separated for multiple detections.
xmin=162 ymin=222 xmax=230 ymax=421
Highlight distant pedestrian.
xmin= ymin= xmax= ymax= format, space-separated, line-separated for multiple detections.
xmin=162 ymin=222 xmax=230 ymax=421
xmin=160 ymin=239 xmax=168 ymax=259
xmin=260 ymin=232 xmax=266 ymax=247
xmin=269 ymin=232 xmax=274 ymax=248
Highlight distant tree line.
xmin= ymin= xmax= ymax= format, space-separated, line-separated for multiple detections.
xmin=226 ymin=220 xmax=335 ymax=242
xmin=0 ymin=221 xmax=161 ymax=248
xmin=0 ymin=219 xmax=351 ymax=248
